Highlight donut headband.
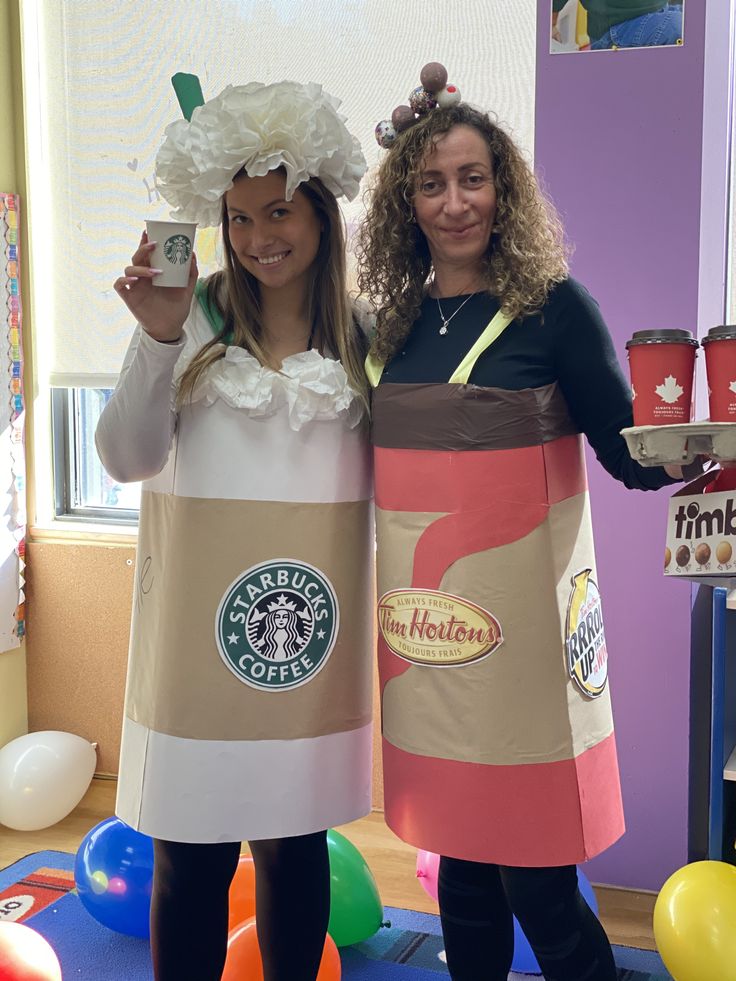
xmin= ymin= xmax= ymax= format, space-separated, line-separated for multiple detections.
xmin=374 ymin=62 xmax=462 ymax=149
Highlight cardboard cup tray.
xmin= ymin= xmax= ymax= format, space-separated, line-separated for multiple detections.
xmin=621 ymin=422 xmax=736 ymax=467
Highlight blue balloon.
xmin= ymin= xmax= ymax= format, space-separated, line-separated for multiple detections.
xmin=74 ymin=816 xmax=154 ymax=938
xmin=511 ymin=868 xmax=598 ymax=975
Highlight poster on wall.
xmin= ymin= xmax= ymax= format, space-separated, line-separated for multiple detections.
xmin=0 ymin=194 xmax=26 ymax=649
xmin=551 ymin=1 xmax=685 ymax=53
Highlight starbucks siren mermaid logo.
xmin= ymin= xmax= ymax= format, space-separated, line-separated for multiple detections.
xmin=247 ymin=592 xmax=313 ymax=661
xmin=216 ymin=559 xmax=339 ymax=690
xmin=164 ymin=234 xmax=192 ymax=265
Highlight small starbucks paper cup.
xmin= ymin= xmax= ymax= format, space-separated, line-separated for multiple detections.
xmin=145 ymin=220 xmax=197 ymax=287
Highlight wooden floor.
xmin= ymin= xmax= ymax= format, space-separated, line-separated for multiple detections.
xmin=0 ymin=778 xmax=657 ymax=951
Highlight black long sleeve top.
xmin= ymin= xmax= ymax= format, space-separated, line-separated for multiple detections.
xmin=380 ymin=277 xmax=677 ymax=491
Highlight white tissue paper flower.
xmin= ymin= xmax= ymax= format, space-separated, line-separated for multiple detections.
xmin=184 ymin=347 xmax=363 ymax=431
xmin=155 ymin=81 xmax=367 ymax=227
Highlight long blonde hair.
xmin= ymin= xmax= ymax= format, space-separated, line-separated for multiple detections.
xmin=356 ymin=104 xmax=569 ymax=365
xmin=178 ymin=172 xmax=369 ymax=407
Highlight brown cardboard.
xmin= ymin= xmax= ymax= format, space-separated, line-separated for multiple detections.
xmin=665 ymin=469 xmax=736 ymax=577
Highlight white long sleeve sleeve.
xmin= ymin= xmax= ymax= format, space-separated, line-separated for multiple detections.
xmin=95 ymin=327 xmax=186 ymax=483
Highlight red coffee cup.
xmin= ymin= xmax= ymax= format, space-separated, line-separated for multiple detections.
xmin=702 ymin=325 xmax=736 ymax=421
xmin=626 ymin=329 xmax=698 ymax=426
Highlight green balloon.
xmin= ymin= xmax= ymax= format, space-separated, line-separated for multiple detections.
xmin=327 ymin=829 xmax=383 ymax=947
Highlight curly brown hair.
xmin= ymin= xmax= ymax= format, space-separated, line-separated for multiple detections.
xmin=355 ymin=103 xmax=569 ymax=364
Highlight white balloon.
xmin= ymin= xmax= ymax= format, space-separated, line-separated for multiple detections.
xmin=0 ymin=730 xmax=97 ymax=830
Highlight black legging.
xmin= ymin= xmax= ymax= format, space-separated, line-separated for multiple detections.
xmin=438 ymin=857 xmax=617 ymax=981
xmin=150 ymin=831 xmax=330 ymax=981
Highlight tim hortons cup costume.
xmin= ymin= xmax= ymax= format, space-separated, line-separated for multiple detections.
xmin=96 ymin=79 xmax=373 ymax=843
xmin=366 ymin=282 xmax=677 ymax=867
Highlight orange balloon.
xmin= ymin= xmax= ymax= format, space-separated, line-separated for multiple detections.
xmin=221 ymin=917 xmax=341 ymax=981
xmin=0 ymin=922 xmax=62 ymax=981
xmin=228 ymin=855 xmax=257 ymax=931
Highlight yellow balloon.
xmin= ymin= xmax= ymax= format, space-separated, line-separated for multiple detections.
xmin=653 ymin=861 xmax=736 ymax=981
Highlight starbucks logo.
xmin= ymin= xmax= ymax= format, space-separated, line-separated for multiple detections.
xmin=163 ymin=234 xmax=192 ymax=265
xmin=215 ymin=559 xmax=339 ymax=691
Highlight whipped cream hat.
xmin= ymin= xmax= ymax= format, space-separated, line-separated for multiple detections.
xmin=155 ymin=73 xmax=367 ymax=228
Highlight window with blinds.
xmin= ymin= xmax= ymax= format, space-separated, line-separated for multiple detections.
xmin=20 ymin=0 xmax=537 ymax=521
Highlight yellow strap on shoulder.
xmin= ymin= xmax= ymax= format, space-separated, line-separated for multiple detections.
xmin=448 ymin=309 xmax=514 ymax=384
xmin=365 ymin=352 xmax=385 ymax=388
xmin=364 ymin=308 xmax=513 ymax=388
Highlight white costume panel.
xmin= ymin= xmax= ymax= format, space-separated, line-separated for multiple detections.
xmin=97 ymin=297 xmax=373 ymax=842
xmin=116 ymin=716 xmax=373 ymax=843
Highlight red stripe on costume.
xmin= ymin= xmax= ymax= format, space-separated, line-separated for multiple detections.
xmin=543 ymin=433 xmax=588 ymax=504
xmin=412 ymin=502 xmax=548 ymax=590
xmin=374 ymin=433 xmax=590 ymax=689
xmin=378 ymin=633 xmax=413 ymax=688
xmin=374 ymin=435 xmax=586 ymax=514
xmin=382 ymin=732 xmax=624 ymax=866
xmin=376 ymin=497 xmax=547 ymax=689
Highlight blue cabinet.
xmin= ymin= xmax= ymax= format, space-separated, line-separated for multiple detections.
xmin=691 ymin=586 xmax=736 ymax=862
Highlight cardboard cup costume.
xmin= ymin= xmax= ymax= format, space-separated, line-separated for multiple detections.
xmin=109 ymin=79 xmax=373 ymax=843
xmin=366 ymin=312 xmax=624 ymax=866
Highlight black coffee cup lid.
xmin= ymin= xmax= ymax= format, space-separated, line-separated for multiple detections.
xmin=626 ymin=329 xmax=698 ymax=348
xmin=702 ymin=325 xmax=736 ymax=344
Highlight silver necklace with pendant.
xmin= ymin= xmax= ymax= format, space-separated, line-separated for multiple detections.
xmin=436 ymin=292 xmax=476 ymax=335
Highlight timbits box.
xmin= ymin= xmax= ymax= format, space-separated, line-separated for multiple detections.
xmin=665 ymin=469 xmax=736 ymax=577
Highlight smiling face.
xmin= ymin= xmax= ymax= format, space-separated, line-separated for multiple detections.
xmin=412 ymin=124 xmax=497 ymax=287
xmin=224 ymin=169 xmax=322 ymax=294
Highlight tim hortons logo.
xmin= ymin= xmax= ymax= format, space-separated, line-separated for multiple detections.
xmin=378 ymin=588 xmax=503 ymax=667
xmin=673 ymin=499 xmax=736 ymax=540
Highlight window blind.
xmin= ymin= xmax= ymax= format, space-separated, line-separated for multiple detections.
xmin=22 ymin=0 xmax=536 ymax=387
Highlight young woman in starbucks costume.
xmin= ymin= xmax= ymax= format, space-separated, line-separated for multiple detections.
xmin=96 ymin=76 xmax=373 ymax=981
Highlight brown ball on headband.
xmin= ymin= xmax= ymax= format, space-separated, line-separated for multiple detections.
xmin=391 ymin=105 xmax=415 ymax=132
xmin=420 ymin=62 xmax=448 ymax=92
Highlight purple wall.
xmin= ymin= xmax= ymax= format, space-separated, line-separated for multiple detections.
xmin=534 ymin=3 xmax=730 ymax=890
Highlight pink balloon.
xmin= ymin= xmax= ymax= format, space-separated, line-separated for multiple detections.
xmin=416 ymin=849 xmax=439 ymax=902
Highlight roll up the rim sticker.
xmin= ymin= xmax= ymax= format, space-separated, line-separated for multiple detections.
xmin=565 ymin=569 xmax=608 ymax=698
xmin=378 ymin=588 xmax=503 ymax=667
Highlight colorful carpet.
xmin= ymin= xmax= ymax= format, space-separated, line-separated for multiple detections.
xmin=0 ymin=852 xmax=672 ymax=979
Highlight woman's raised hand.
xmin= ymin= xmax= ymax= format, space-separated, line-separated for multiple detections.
xmin=113 ymin=231 xmax=198 ymax=343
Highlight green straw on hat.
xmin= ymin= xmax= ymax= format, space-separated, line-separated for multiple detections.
xmin=171 ymin=72 xmax=205 ymax=121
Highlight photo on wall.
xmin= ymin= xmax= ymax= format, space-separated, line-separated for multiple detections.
xmin=550 ymin=1 xmax=685 ymax=53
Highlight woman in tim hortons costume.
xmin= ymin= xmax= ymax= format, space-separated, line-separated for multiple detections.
xmin=96 ymin=75 xmax=373 ymax=981
xmin=358 ymin=63 xmax=699 ymax=981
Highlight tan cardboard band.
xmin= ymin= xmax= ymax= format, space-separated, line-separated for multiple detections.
xmin=377 ymin=492 xmax=614 ymax=765
xmin=126 ymin=492 xmax=374 ymax=741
